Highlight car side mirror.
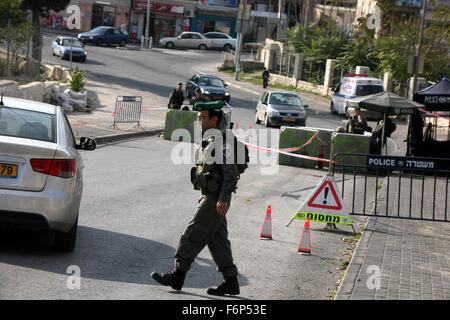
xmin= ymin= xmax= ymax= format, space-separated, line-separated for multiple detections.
xmin=262 ymin=101 xmax=267 ymax=105
xmin=303 ymin=104 xmax=309 ymax=108
xmin=76 ymin=137 xmax=96 ymax=151
xmin=223 ymin=82 xmax=228 ymax=87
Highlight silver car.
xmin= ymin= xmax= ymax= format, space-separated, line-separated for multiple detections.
xmin=0 ymin=96 xmax=96 ymax=251
xmin=255 ymin=91 xmax=308 ymax=127
xmin=159 ymin=32 xmax=213 ymax=50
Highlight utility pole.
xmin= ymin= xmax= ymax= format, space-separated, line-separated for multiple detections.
xmin=276 ymin=0 xmax=284 ymax=41
xmin=235 ymin=0 xmax=248 ymax=81
xmin=144 ymin=0 xmax=152 ymax=49
xmin=412 ymin=0 xmax=427 ymax=95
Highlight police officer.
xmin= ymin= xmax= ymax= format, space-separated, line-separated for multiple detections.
xmin=168 ymin=82 xmax=185 ymax=109
xmin=151 ymin=101 xmax=240 ymax=296
xmin=346 ymin=107 xmax=370 ymax=134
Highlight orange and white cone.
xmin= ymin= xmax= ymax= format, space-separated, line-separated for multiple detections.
xmin=298 ymin=219 xmax=311 ymax=255
xmin=260 ymin=205 xmax=273 ymax=240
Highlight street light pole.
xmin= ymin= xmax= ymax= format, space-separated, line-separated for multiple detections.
xmin=412 ymin=0 xmax=427 ymax=95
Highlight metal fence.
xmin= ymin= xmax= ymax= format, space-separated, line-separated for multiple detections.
xmin=110 ymin=96 xmax=143 ymax=130
xmin=331 ymin=153 xmax=450 ymax=223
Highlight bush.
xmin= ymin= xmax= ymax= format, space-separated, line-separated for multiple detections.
xmin=68 ymin=67 xmax=86 ymax=92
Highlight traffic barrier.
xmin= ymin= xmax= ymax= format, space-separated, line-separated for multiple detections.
xmin=164 ymin=109 xmax=199 ymax=143
xmin=278 ymin=127 xmax=320 ymax=169
xmin=330 ymin=132 xmax=371 ymax=172
xmin=260 ymin=205 xmax=273 ymax=240
xmin=111 ymin=96 xmax=143 ymax=129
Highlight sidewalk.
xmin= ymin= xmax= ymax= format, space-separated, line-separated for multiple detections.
xmin=67 ymin=78 xmax=167 ymax=144
xmin=336 ymin=217 xmax=450 ymax=300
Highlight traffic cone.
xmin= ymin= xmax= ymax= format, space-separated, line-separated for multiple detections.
xmin=298 ymin=219 xmax=311 ymax=255
xmin=260 ymin=205 xmax=273 ymax=240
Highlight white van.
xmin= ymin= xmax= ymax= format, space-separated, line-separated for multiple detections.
xmin=330 ymin=75 xmax=384 ymax=116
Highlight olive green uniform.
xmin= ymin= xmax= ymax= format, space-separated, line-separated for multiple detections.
xmin=174 ymin=131 xmax=239 ymax=277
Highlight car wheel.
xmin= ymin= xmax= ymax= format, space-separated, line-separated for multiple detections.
xmin=96 ymin=39 xmax=103 ymax=46
xmin=165 ymin=42 xmax=174 ymax=49
xmin=330 ymin=102 xmax=337 ymax=114
xmin=264 ymin=114 xmax=271 ymax=128
xmin=54 ymin=216 xmax=78 ymax=252
xmin=255 ymin=111 xmax=261 ymax=124
xmin=119 ymin=40 xmax=126 ymax=47
xmin=60 ymin=52 xmax=65 ymax=60
xmin=198 ymin=44 xmax=207 ymax=50
xmin=223 ymin=44 xmax=232 ymax=52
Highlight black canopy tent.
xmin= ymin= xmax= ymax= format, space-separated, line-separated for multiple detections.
xmin=413 ymin=77 xmax=450 ymax=111
xmin=411 ymin=77 xmax=450 ymax=158
xmin=348 ymin=92 xmax=423 ymax=155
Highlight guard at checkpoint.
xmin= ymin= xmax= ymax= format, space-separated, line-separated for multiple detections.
xmin=346 ymin=107 xmax=371 ymax=134
xmin=151 ymin=100 xmax=248 ymax=296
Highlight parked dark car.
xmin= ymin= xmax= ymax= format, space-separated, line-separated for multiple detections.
xmin=186 ymin=74 xmax=230 ymax=103
xmin=78 ymin=26 xmax=129 ymax=47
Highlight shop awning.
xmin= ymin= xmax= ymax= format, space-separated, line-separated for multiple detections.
xmin=413 ymin=77 xmax=450 ymax=111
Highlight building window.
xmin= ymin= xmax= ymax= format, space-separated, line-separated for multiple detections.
xmin=92 ymin=4 xmax=116 ymax=29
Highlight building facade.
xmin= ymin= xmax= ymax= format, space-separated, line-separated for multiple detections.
xmin=41 ymin=0 xmax=132 ymax=32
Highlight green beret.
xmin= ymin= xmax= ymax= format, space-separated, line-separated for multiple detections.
xmin=193 ymin=100 xmax=225 ymax=111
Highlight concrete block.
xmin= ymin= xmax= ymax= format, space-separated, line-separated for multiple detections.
xmin=0 ymin=80 xmax=19 ymax=97
xmin=17 ymin=81 xmax=45 ymax=102
xmin=330 ymin=132 xmax=371 ymax=172
xmin=278 ymin=126 xmax=319 ymax=169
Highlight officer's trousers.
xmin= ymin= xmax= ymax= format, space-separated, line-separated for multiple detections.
xmin=174 ymin=194 xmax=238 ymax=277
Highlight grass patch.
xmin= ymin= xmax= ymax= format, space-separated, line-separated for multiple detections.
xmin=342 ymin=232 xmax=362 ymax=246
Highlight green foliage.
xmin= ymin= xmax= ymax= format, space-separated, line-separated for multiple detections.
xmin=68 ymin=67 xmax=86 ymax=92
xmin=288 ymin=20 xmax=349 ymax=62
xmin=0 ymin=0 xmax=26 ymax=29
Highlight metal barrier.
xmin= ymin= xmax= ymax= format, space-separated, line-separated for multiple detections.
xmin=331 ymin=153 xmax=450 ymax=223
xmin=110 ymin=96 xmax=143 ymax=130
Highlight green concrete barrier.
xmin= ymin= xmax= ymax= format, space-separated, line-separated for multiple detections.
xmin=278 ymin=126 xmax=319 ymax=168
xmin=164 ymin=109 xmax=199 ymax=143
xmin=303 ymin=127 xmax=335 ymax=165
xmin=330 ymin=132 xmax=371 ymax=172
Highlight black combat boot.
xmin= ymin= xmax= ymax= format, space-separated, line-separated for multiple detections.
xmin=207 ymin=276 xmax=240 ymax=296
xmin=151 ymin=269 xmax=186 ymax=291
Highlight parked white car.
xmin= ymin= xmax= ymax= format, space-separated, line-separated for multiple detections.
xmin=159 ymin=32 xmax=212 ymax=50
xmin=203 ymin=32 xmax=236 ymax=51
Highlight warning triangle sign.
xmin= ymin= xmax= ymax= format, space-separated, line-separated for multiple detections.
xmin=307 ymin=177 xmax=342 ymax=210
xmin=294 ymin=176 xmax=352 ymax=225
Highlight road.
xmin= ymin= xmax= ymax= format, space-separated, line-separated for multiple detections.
xmin=0 ymin=136 xmax=354 ymax=300
xmin=0 ymin=35 xmax=408 ymax=300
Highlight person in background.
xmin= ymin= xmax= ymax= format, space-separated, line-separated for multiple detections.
xmin=168 ymin=82 xmax=185 ymax=109
xmin=262 ymin=68 xmax=270 ymax=89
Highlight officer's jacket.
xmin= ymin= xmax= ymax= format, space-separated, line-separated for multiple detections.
xmin=192 ymin=130 xmax=239 ymax=203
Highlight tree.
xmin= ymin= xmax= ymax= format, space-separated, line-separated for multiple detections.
xmin=21 ymin=0 xmax=71 ymax=62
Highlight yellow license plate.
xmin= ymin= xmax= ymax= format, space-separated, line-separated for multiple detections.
xmin=284 ymin=117 xmax=296 ymax=122
xmin=0 ymin=163 xmax=18 ymax=178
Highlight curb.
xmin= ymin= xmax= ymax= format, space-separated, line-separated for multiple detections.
xmin=79 ymin=128 xmax=164 ymax=146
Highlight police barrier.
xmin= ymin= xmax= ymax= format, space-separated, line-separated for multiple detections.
xmin=331 ymin=153 xmax=450 ymax=223
xmin=111 ymin=96 xmax=143 ymax=129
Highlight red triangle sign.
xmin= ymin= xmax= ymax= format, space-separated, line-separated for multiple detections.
xmin=306 ymin=177 xmax=343 ymax=210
